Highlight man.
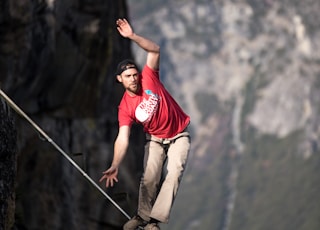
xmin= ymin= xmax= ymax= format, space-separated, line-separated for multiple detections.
xmin=99 ymin=18 xmax=191 ymax=230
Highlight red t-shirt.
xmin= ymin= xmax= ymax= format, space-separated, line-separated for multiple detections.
xmin=118 ymin=65 xmax=190 ymax=138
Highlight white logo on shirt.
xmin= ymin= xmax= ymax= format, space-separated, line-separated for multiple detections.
xmin=135 ymin=90 xmax=160 ymax=123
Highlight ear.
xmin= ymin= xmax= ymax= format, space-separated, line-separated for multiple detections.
xmin=116 ymin=75 xmax=122 ymax=83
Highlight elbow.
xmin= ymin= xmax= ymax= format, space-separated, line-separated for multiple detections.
xmin=155 ymin=44 xmax=160 ymax=54
xmin=154 ymin=45 xmax=160 ymax=59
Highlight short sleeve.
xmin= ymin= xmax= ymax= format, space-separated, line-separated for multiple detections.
xmin=118 ymin=105 xmax=134 ymax=127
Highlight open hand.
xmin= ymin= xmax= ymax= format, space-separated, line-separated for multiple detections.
xmin=116 ymin=18 xmax=134 ymax=38
xmin=99 ymin=165 xmax=119 ymax=188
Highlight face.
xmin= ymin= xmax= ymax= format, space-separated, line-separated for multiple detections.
xmin=117 ymin=68 xmax=140 ymax=95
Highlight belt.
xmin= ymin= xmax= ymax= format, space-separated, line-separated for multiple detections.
xmin=146 ymin=127 xmax=190 ymax=145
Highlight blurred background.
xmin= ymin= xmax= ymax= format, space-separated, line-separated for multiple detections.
xmin=1 ymin=0 xmax=320 ymax=230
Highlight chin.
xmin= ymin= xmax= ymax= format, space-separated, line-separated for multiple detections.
xmin=132 ymin=88 xmax=139 ymax=93
xmin=127 ymin=86 xmax=138 ymax=94
xmin=131 ymin=85 xmax=139 ymax=91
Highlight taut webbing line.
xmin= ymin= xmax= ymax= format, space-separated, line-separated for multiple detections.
xmin=0 ymin=89 xmax=131 ymax=220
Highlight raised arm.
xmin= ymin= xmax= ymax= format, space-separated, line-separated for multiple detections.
xmin=116 ymin=18 xmax=160 ymax=70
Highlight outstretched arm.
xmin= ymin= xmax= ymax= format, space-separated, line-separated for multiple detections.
xmin=116 ymin=18 xmax=160 ymax=70
xmin=99 ymin=126 xmax=131 ymax=188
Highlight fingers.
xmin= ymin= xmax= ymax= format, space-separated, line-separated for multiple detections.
xmin=106 ymin=177 xmax=118 ymax=187
xmin=99 ymin=170 xmax=118 ymax=188
xmin=106 ymin=178 xmax=112 ymax=187
xmin=116 ymin=18 xmax=130 ymax=28
xmin=116 ymin=18 xmax=126 ymax=26
xmin=99 ymin=171 xmax=109 ymax=182
xmin=99 ymin=174 xmax=106 ymax=183
xmin=105 ymin=177 xmax=118 ymax=188
xmin=99 ymin=175 xmax=116 ymax=187
xmin=116 ymin=19 xmax=125 ymax=33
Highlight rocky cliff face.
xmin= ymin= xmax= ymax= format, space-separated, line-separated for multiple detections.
xmin=1 ymin=0 xmax=144 ymax=229
xmin=129 ymin=0 xmax=320 ymax=148
xmin=2 ymin=0 xmax=320 ymax=229
xmin=127 ymin=1 xmax=320 ymax=230
xmin=0 ymin=101 xmax=17 ymax=230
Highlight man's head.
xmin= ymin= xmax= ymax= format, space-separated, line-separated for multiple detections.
xmin=116 ymin=59 xmax=140 ymax=95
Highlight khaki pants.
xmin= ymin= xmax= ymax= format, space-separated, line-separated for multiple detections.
xmin=138 ymin=128 xmax=191 ymax=223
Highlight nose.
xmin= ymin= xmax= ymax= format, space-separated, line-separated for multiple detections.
xmin=130 ymin=75 xmax=136 ymax=81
